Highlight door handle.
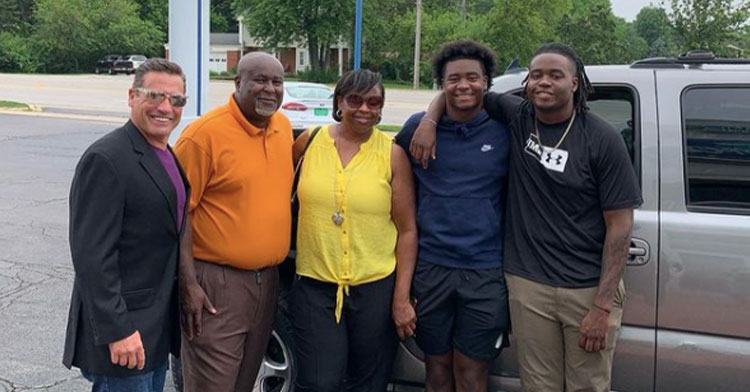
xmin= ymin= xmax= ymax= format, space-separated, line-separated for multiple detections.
xmin=627 ymin=238 xmax=650 ymax=266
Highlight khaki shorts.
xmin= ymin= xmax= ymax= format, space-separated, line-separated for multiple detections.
xmin=505 ymin=273 xmax=625 ymax=392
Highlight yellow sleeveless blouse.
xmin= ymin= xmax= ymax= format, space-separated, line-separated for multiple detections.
xmin=296 ymin=125 xmax=397 ymax=322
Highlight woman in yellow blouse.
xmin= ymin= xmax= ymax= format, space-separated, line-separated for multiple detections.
xmin=291 ymin=69 xmax=418 ymax=392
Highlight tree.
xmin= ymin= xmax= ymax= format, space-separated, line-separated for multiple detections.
xmin=666 ymin=0 xmax=750 ymax=56
xmin=480 ymin=0 xmax=572 ymax=68
xmin=557 ymin=1 xmax=619 ymax=64
xmin=634 ymin=6 xmax=675 ymax=56
xmin=33 ymin=0 xmax=163 ymax=72
xmin=0 ymin=31 xmax=40 ymax=72
xmin=133 ymin=0 xmax=168 ymax=35
xmin=0 ymin=0 xmax=22 ymax=32
xmin=233 ymin=0 xmax=353 ymax=72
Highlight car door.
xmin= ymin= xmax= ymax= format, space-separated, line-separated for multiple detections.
xmin=653 ymin=69 xmax=750 ymax=391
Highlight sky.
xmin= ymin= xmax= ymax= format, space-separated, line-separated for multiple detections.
xmin=610 ymin=0 xmax=660 ymax=21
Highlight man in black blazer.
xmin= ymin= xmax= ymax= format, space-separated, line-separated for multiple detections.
xmin=63 ymin=58 xmax=193 ymax=392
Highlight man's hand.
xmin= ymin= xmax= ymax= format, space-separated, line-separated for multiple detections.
xmin=578 ymin=307 xmax=610 ymax=352
xmin=108 ymin=330 xmax=145 ymax=370
xmin=180 ymin=280 xmax=216 ymax=340
xmin=409 ymin=119 xmax=437 ymax=169
xmin=393 ymin=298 xmax=417 ymax=340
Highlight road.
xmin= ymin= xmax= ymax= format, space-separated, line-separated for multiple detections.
xmin=0 ymin=73 xmax=438 ymax=127
xmin=0 ymin=113 xmax=178 ymax=391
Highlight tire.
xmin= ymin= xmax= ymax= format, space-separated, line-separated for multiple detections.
xmin=255 ymin=302 xmax=296 ymax=392
xmin=169 ymin=304 xmax=296 ymax=392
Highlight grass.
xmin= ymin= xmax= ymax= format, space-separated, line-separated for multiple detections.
xmin=377 ymin=124 xmax=402 ymax=133
xmin=0 ymin=100 xmax=31 ymax=110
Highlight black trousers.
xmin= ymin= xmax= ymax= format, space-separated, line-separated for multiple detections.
xmin=291 ymin=273 xmax=397 ymax=392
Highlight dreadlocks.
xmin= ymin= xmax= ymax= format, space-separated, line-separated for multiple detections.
xmin=523 ymin=43 xmax=594 ymax=113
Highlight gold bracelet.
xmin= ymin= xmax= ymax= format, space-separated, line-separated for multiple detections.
xmin=420 ymin=117 xmax=438 ymax=126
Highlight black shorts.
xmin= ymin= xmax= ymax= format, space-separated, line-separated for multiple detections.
xmin=412 ymin=261 xmax=510 ymax=361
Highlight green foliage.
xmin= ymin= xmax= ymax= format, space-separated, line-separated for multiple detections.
xmin=0 ymin=0 xmax=23 ymax=32
xmin=133 ymin=0 xmax=168 ymax=36
xmin=297 ymin=67 xmax=340 ymax=83
xmin=667 ymin=0 xmax=750 ymax=56
xmin=233 ymin=0 xmax=353 ymax=71
xmin=480 ymin=0 xmax=571 ymax=68
xmin=212 ymin=0 xmax=237 ymax=32
xmin=0 ymin=32 xmax=40 ymax=72
xmin=557 ymin=2 xmax=618 ymax=64
xmin=32 ymin=0 xmax=164 ymax=73
xmin=634 ymin=6 xmax=676 ymax=56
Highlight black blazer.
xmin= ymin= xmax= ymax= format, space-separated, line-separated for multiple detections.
xmin=63 ymin=121 xmax=189 ymax=376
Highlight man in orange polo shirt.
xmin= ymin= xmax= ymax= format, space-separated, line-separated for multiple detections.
xmin=173 ymin=52 xmax=293 ymax=392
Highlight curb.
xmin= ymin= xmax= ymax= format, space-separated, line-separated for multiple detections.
xmin=0 ymin=108 xmax=126 ymax=124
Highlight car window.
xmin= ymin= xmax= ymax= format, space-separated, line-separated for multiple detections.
xmin=286 ymin=86 xmax=333 ymax=99
xmin=682 ymin=86 xmax=750 ymax=213
xmin=587 ymin=87 xmax=637 ymax=168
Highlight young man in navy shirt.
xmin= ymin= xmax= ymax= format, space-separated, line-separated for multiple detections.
xmin=395 ymin=40 xmax=510 ymax=392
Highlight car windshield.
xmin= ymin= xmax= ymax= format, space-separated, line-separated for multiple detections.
xmin=286 ymin=86 xmax=332 ymax=99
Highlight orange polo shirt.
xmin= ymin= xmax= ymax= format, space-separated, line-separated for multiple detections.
xmin=174 ymin=95 xmax=294 ymax=270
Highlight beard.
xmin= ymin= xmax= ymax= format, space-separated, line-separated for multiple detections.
xmin=254 ymin=100 xmax=278 ymax=117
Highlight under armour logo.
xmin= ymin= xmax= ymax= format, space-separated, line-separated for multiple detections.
xmin=481 ymin=144 xmax=494 ymax=152
xmin=545 ymin=152 xmax=564 ymax=165
xmin=539 ymin=147 xmax=569 ymax=173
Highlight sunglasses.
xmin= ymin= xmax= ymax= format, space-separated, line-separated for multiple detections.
xmin=344 ymin=94 xmax=383 ymax=110
xmin=135 ymin=88 xmax=188 ymax=108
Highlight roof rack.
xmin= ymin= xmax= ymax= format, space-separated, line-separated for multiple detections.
xmin=631 ymin=50 xmax=750 ymax=69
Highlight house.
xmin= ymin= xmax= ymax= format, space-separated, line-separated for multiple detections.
xmin=167 ymin=30 xmax=350 ymax=76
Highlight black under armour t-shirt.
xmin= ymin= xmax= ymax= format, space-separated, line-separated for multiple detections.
xmin=484 ymin=92 xmax=642 ymax=288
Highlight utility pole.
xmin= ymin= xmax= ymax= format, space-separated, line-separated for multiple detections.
xmin=461 ymin=0 xmax=467 ymax=22
xmin=354 ymin=0 xmax=363 ymax=69
xmin=413 ymin=0 xmax=422 ymax=89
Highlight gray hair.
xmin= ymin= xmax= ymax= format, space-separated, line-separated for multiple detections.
xmin=133 ymin=58 xmax=186 ymax=90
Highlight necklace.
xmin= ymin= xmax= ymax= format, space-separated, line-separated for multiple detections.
xmin=534 ymin=110 xmax=576 ymax=150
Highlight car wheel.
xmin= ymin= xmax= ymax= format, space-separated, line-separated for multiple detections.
xmin=169 ymin=306 xmax=296 ymax=392
xmin=255 ymin=307 xmax=296 ymax=392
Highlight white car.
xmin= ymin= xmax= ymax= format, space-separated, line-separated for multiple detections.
xmin=280 ymin=82 xmax=334 ymax=137
xmin=112 ymin=55 xmax=147 ymax=75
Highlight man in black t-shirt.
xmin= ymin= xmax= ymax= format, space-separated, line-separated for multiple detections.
xmin=410 ymin=43 xmax=641 ymax=392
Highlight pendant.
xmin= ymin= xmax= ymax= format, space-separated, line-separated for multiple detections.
xmin=332 ymin=212 xmax=344 ymax=226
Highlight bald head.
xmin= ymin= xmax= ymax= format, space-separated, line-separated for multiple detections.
xmin=233 ymin=52 xmax=285 ymax=128
xmin=236 ymin=52 xmax=283 ymax=77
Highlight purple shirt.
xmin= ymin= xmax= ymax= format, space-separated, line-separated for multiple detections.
xmin=151 ymin=146 xmax=186 ymax=231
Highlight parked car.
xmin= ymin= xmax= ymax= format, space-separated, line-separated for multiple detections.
xmin=93 ymin=54 xmax=121 ymax=74
xmin=175 ymin=51 xmax=750 ymax=392
xmin=112 ymin=54 xmax=147 ymax=75
xmin=279 ymin=82 xmax=334 ymax=138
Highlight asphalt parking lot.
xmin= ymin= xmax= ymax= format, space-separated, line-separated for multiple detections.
xmin=0 ymin=113 xmax=179 ymax=391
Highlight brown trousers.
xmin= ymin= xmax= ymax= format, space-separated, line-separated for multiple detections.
xmin=181 ymin=260 xmax=279 ymax=392
xmin=506 ymin=273 xmax=625 ymax=392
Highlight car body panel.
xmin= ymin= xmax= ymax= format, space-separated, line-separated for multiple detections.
xmin=653 ymin=69 xmax=750 ymax=391
xmin=280 ymin=82 xmax=334 ymax=136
